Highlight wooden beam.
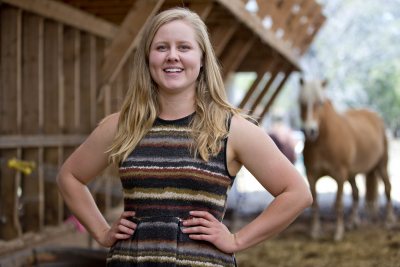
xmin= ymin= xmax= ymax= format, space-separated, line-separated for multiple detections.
xmin=249 ymin=62 xmax=281 ymax=115
xmin=189 ymin=0 xmax=214 ymax=21
xmin=99 ymin=0 xmax=165 ymax=98
xmin=0 ymin=6 xmax=23 ymax=240
xmin=210 ymin=20 xmax=240 ymax=57
xmin=215 ymin=0 xmax=301 ymax=70
xmin=286 ymin=0 xmax=316 ymax=49
xmin=292 ymin=3 xmax=320 ymax=51
xmin=259 ymin=67 xmax=293 ymax=120
xmin=2 ymin=0 xmax=118 ymax=39
xmin=238 ymin=58 xmax=275 ymax=109
xmin=299 ymin=13 xmax=326 ymax=54
xmin=256 ymin=0 xmax=278 ymax=32
xmin=0 ymin=135 xmax=87 ymax=149
xmin=222 ymin=35 xmax=256 ymax=78
xmin=43 ymin=20 xmax=64 ymax=226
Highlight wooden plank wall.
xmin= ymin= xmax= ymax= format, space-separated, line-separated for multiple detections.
xmin=0 ymin=4 xmax=127 ymax=244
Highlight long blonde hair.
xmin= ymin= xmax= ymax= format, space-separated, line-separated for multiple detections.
xmin=108 ymin=7 xmax=241 ymax=164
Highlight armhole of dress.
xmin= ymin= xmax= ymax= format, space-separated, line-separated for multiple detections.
xmin=224 ymin=114 xmax=236 ymax=180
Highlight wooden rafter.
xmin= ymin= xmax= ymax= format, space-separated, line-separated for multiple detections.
xmin=210 ymin=20 xmax=240 ymax=57
xmin=2 ymin=0 xmax=118 ymax=39
xmin=259 ymin=65 xmax=293 ymax=120
xmin=238 ymin=57 xmax=275 ymax=109
xmin=287 ymin=0 xmax=317 ymax=49
xmin=221 ymin=35 xmax=256 ymax=78
xmin=215 ymin=0 xmax=301 ymax=70
xmin=189 ymin=0 xmax=214 ymax=20
xmin=299 ymin=12 xmax=326 ymax=54
xmin=249 ymin=62 xmax=281 ymax=115
xmin=99 ymin=0 xmax=165 ymax=100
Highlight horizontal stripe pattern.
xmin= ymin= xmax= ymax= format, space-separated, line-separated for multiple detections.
xmin=107 ymin=113 xmax=236 ymax=267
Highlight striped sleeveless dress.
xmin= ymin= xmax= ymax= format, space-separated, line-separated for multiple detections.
xmin=106 ymin=113 xmax=237 ymax=267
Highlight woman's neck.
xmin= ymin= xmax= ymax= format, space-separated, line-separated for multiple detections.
xmin=157 ymin=92 xmax=196 ymax=120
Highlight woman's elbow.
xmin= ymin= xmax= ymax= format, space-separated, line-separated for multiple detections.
xmin=301 ymin=188 xmax=313 ymax=208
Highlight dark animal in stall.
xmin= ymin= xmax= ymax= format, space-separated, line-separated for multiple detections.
xmin=298 ymin=78 xmax=396 ymax=241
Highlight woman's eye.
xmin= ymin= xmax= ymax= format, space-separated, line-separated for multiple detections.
xmin=156 ymin=45 xmax=167 ymax=51
xmin=179 ymin=45 xmax=191 ymax=51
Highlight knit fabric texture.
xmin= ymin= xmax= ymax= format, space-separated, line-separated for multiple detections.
xmin=106 ymin=113 xmax=237 ymax=267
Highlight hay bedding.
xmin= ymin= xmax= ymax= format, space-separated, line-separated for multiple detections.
xmin=234 ymin=217 xmax=400 ymax=267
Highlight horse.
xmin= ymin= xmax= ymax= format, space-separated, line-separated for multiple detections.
xmin=298 ymin=78 xmax=396 ymax=241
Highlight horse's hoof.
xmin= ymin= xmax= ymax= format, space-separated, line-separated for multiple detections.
xmin=334 ymin=227 xmax=344 ymax=241
xmin=385 ymin=214 xmax=397 ymax=229
xmin=311 ymin=232 xmax=320 ymax=240
xmin=334 ymin=233 xmax=343 ymax=242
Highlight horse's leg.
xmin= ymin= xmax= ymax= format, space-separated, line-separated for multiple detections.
xmin=377 ymin=165 xmax=396 ymax=227
xmin=334 ymin=179 xmax=345 ymax=241
xmin=365 ymin=170 xmax=379 ymax=222
xmin=309 ymin=175 xmax=321 ymax=239
xmin=348 ymin=175 xmax=360 ymax=229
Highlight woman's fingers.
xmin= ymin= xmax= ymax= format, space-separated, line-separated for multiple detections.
xmin=118 ymin=223 xmax=135 ymax=235
xmin=182 ymin=226 xmax=212 ymax=235
xmin=121 ymin=211 xmax=136 ymax=218
xmin=120 ymin=218 xmax=137 ymax=230
xmin=183 ymin=217 xmax=211 ymax=227
xmin=111 ymin=211 xmax=137 ymax=240
xmin=181 ymin=211 xmax=236 ymax=253
xmin=188 ymin=211 xmax=218 ymax=222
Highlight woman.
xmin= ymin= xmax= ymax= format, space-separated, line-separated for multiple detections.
xmin=57 ymin=7 xmax=312 ymax=266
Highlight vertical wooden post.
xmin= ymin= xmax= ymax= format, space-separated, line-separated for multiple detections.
xmin=89 ymin=35 xmax=97 ymax=129
xmin=0 ymin=7 xmax=23 ymax=240
xmin=20 ymin=13 xmax=43 ymax=233
xmin=43 ymin=20 xmax=63 ymax=225
xmin=80 ymin=32 xmax=91 ymax=133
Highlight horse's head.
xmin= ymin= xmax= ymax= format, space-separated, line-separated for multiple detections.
xmin=298 ymin=77 xmax=328 ymax=141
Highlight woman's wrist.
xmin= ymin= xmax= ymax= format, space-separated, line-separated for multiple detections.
xmin=232 ymin=232 xmax=242 ymax=253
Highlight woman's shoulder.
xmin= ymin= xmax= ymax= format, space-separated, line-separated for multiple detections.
xmin=95 ymin=112 xmax=120 ymax=138
xmin=230 ymin=114 xmax=260 ymax=132
xmin=229 ymin=114 xmax=271 ymax=146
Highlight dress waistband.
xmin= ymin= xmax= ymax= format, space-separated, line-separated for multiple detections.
xmin=130 ymin=215 xmax=190 ymax=223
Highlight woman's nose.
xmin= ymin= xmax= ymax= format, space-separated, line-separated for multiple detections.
xmin=167 ymin=49 xmax=179 ymax=61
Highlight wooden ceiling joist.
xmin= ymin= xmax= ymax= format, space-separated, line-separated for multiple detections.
xmin=99 ymin=0 xmax=165 ymax=95
xmin=259 ymin=65 xmax=293 ymax=120
xmin=215 ymin=0 xmax=301 ymax=70
xmin=238 ymin=56 xmax=275 ymax=109
xmin=210 ymin=21 xmax=240 ymax=57
xmin=221 ymin=35 xmax=256 ymax=78
xmin=249 ymin=62 xmax=281 ymax=115
xmin=2 ymin=0 xmax=118 ymax=39
xmin=188 ymin=0 xmax=214 ymax=20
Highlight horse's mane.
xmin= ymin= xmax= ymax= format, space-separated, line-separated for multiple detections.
xmin=299 ymin=80 xmax=326 ymax=104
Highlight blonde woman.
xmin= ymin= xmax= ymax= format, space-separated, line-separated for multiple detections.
xmin=57 ymin=7 xmax=312 ymax=267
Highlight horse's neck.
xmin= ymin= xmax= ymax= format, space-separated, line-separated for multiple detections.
xmin=318 ymin=100 xmax=344 ymax=136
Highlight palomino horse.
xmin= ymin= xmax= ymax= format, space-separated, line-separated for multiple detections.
xmin=298 ymin=78 xmax=396 ymax=241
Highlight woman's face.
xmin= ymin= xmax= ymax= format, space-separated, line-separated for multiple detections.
xmin=149 ymin=20 xmax=203 ymax=96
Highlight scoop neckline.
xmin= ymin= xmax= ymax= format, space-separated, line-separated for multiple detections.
xmin=156 ymin=112 xmax=195 ymax=123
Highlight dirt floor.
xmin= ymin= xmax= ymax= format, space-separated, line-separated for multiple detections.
xmin=233 ymin=214 xmax=400 ymax=267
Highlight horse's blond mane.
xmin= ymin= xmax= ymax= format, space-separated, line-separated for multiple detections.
xmin=299 ymin=79 xmax=326 ymax=104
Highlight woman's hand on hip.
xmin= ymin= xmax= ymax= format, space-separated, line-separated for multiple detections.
xmin=182 ymin=211 xmax=238 ymax=253
xmin=98 ymin=211 xmax=136 ymax=247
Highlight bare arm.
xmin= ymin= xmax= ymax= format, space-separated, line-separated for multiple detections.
xmin=182 ymin=115 xmax=312 ymax=253
xmin=229 ymin=115 xmax=312 ymax=251
xmin=56 ymin=113 xmax=136 ymax=247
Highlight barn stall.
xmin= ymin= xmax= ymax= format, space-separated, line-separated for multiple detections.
xmin=0 ymin=0 xmax=324 ymax=265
